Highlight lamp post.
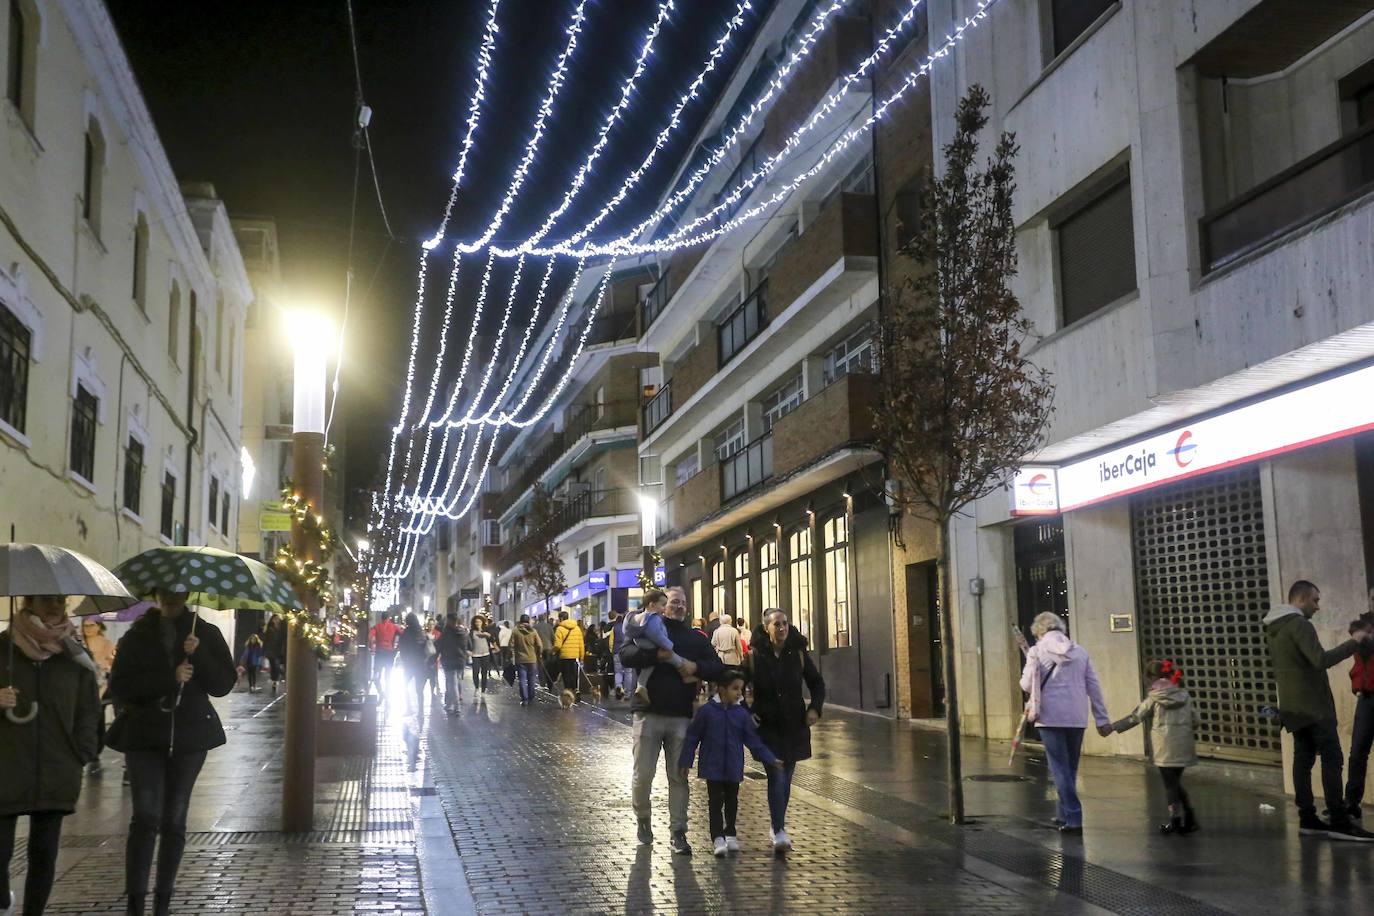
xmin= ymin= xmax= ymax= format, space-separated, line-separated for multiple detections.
xmin=638 ymin=493 xmax=659 ymax=587
xmin=282 ymin=310 xmax=329 ymax=832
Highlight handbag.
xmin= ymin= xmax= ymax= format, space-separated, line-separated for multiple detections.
xmin=502 ymin=662 xmax=517 ymax=685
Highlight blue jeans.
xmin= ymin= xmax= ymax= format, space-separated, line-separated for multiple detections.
xmin=766 ymin=761 xmax=797 ymax=832
xmin=1038 ymin=726 xmax=1085 ymax=827
xmin=614 ymin=656 xmax=636 ymax=696
xmin=1346 ymin=694 xmax=1374 ymax=812
xmin=517 ymin=663 xmax=536 ymax=703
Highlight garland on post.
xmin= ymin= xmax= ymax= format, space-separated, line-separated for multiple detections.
xmin=274 ymin=482 xmax=339 ymax=651
xmin=636 ymin=547 xmax=664 ymax=589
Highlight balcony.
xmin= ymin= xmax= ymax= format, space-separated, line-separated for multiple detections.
xmin=718 ymin=283 xmax=767 ymax=368
xmin=719 ymin=432 xmax=773 ymax=502
xmin=642 ymin=380 xmax=672 ymax=437
xmin=496 ymin=488 xmax=636 ymax=572
xmin=494 ymin=400 xmax=638 ymax=518
xmin=759 ymin=15 xmax=873 ymax=159
xmin=771 ymin=371 xmax=879 ymax=477
xmin=660 ymin=464 xmax=721 ymax=541
xmin=1200 ymin=121 xmax=1374 ymax=272
xmin=640 ymin=269 xmax=671 ymax=334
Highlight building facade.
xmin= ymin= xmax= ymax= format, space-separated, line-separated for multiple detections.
xmin=1 ymin=0 xmax=249 ymax=571
xmin=929 ymin=0 xmax=1374 ymax=793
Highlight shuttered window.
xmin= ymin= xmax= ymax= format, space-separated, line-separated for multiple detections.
xmin=1056 ymin=173 xmax=1136 ymax=327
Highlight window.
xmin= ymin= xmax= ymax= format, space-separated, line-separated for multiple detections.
xmin=714 ymin=417 xmax=745 ymax=463
xmin=214 ymin=297 xmax=224 ymax=375
xmin=709 ymin=557 xmax=725 ymax=619
xmin=82 ymin=122 xmax=105 ymax=233
xmin=717 ymin=284 xmax=766 ymax=367
xmin=787 ymin=527 xmax=813 ymax=640
xmin=691 ymin=578 xmax=704 ymax=620
xmin=593 ymin=466 xmax=607 ymax=500
xmin=160 ymin=471 xmax=176 ymax=540
xmin=674 ymin=451 xmax=700 ymax=487
xmin=0 ymin=302 xmax=31 ymax=433
xmin=759 ymin=538 xmax=779 ymax=613
xmin=207 ymin=476 xmax=220 ymax=531
xmin=592 ymin=542 xmax=605 ymax=570
xmin=714 ymin=139 xmax=760 ymax=226
xmin=639 ymin=454 xmax=663 ymax=486
xmin=123 ymin=436 xmax=144 ymax=515
xmin=227 ymin=327 xmax=236 ymax=394
xmin=822 ymin=515 xmax=850 ymax=648
xmin=482 ymin=519 xmax=502 ymax=547
xmin=167 ymin=282 xmax=181 ymax=364
xmin=1056 ymin=171 xmax=1136 ymax=327
xmin=594 ymin=385 xmax=605 ymax=421
xmin=132 ymin=214 xmax=148 ymax=313
xmin=823 ymin=323 xmax=876 ymax=386
xmin=70 ymin=384 xmax=98 ymax=483
xmin=578 ymin=551 xmax=589 ymax=577
xmin=617 ymin=532 xmax=640 ymax=563
xmin=6 ymin=0 xmax=21 ymax=109
xmin=732 ymin=549 xmax=751 ymax=629
xmin=1049 ymin=0 xmax=1115 ymax=58
xmin=761 ymin=373 xmax=804 ymax=432
xmin=6 ymin=0 xmax=34 ymax=129
xmin=436 ymin=519 xmax=450 ymax=552
xmin=221 ymin=492 xmax=231 ymax=534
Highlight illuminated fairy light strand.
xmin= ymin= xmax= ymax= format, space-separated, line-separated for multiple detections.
xmin=495 ymin=0 xmax=675 ymax=256
xmin=455 ymin=0 xmax=591 ymax=255
xmin=471 ymin=256 xmax=561 ymax=423
xmin=377 ymin=0 xmax=500 ymax=522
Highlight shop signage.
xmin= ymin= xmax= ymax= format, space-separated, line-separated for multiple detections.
xmin=589 ymin=572 xmax=610 ymax=593
xmin=1016 ymin=363 xmax=1374 ymax=515
xmin=258 ymin=501 xmax=292 ymax=532
xmin=615 ymin=568 xmax=640 ymax=589
xmin=1009 ymin=467 xmax=1059 ymax=516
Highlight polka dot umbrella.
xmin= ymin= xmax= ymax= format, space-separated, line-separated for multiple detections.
xmin=112 ymin=546 xmax=301 ymax=613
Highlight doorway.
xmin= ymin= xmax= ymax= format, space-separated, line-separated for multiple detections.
xmin=905 ymin=561 xmax=944 ymax=717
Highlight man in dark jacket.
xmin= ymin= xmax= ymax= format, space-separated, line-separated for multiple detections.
xmin=747 ymin=607 xmax=824 ymax=852
xmin=1264 ymin=580 xmax=1373 ymax=841
xmin=619 ymin=585 xmax=724 ymax=855
xmin=437 ymin=614 xmax=469 ymax=714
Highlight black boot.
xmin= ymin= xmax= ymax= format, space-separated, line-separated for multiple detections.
xmin=153 ymin=891 xmax=172 ymax=915
xmin=1181 ymin=806 xmax=1199 ymax=834
xmin=1159 ymin=815 xmax=1185 ymax=835
xmin=126 ymin=895 xmax=146 ymax=915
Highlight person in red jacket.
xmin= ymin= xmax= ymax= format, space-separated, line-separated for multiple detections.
xmin=1345 ymin=609 xmax=1374 ymax=818
xmin=369 ymin=615 xmax=401 ymax=695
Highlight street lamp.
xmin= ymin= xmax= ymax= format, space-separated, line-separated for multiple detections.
xmin=638 ymin=493 xmax=659 ymax=586
xmin=281 ymin=308 xmax=332 ymax=833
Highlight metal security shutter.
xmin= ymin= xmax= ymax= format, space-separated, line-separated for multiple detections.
xmin=1056 ymin=174 xmax=1137 ymax=326
xmin=1130 ymin=466 xmax=1280 ymax=763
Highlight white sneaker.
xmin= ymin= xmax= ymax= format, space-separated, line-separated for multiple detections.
xmin=725 ymin=836 xmax=740 ymax=853
xmin=772 ymin=829 xmax=792 ymax=852
xmin=713 ymin=837 xmax=727 ymax=858
xmin=2 ymin=890 xmax=14 ymax=916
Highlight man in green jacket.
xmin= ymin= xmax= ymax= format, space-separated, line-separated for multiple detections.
xmin=1265 ymin=580 xmax=1373 ymax=841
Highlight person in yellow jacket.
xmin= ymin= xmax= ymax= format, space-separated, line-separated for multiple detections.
xmin=553 ymin=611 xmax=585 ymax=701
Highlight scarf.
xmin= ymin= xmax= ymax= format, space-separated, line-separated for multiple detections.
xmin=10 ymin=609 xmax=74 ymax=661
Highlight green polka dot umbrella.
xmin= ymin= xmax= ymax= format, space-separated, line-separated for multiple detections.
xmin=112 ymin=546 xmax=302 ymax=613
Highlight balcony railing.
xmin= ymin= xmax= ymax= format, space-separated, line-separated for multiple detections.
xmin=494 ymin=400 xmax=637 ymax=517
xmin=718 ymin=282 xmax=767 ymax=368
xmin=642 ymin=380 xmax=672 ymax=437
xmin=640 ymin=269 xmax=671 ymax=333
xmin=720 ymin=432 xmax=773 ymax=502
xmin=497 ymin=488 xmax=635 ymax=570
xmin=1201 ymin=120 xmax=1374 ymax=272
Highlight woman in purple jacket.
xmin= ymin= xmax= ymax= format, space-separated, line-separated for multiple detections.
xmin=1019 ymin=612 xmax=1112 ymax=835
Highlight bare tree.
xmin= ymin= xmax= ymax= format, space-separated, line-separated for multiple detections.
xmin=874 ymin=85 xmax=1053 ymax=825
xmin=523 ymin=484 xmax=568 ymax=613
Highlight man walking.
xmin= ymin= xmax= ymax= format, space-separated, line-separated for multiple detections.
xmin=534 ymin=613 xmax=556 ymax=689
xmin=1264 ymin=580 xmax=1373 ymax=841
xmin=369 ymin=614 xmax=401 ymax=695
xmin=619 ymin=586 xmax=723 ymax=855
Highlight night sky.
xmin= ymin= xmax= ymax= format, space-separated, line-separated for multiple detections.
xmin=107 ymin=0 xmax=756 ymax=523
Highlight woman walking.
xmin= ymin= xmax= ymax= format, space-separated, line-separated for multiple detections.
xmin=1019 ymin=611 xmax=1112 ymax=835
xmin=107 ymin=590 xmax=236 ymax=915
xmin=262 ymin=614 xmax=286 ymax=695
xmin=469 ymin=615 xmax=493 ymax=694
xmin=237 ymin=634 xmax=264 ymax=693
xmin=437 ymin=614 xmax=469 ymax=714
xmin=510 ymin=615 xmax=544 ymax=706
xmin=747 ymin=608 xmax=824 ymax=854
xmin=0 ymin=595 xmax=102 ymax=915
xmin=397 ymin=612 xmax=429 ymax=718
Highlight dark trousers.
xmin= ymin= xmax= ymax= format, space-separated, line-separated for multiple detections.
xmin=245 ymin=666 xmax=258 ymax=690
xmin=472 ymin=656 xmax=490 ymax=690
xmin=559 ymin=659 xmax=581 ymax=696
xmin=1292 ymin=717 xmax=1347 ymax=824
xmin=1346 ymin=693 xmax=1374 ymax=812
xmin=269 ymin=656 xmax=285 ymax=684
xmin=1158 ymin=766 xmax=1190 ymax=809
xmin=707 ymin=780 xmax=740 ymax=839
xmin=0 ymin=811 xmax=64 ymax=914
xmin=125 ymin=749 xmax=208 ymax=897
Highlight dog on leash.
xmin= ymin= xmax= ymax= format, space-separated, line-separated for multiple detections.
xmin=560 ymin=689 xmax=576 ymax=709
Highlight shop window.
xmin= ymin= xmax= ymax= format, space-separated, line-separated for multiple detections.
xmin=160 ymin=471 xmax=176 ymax=540
xmin=759 ymin=537 xmax=779 ymax=612
xmin=0 ymin=301 xmax=31 ymax=433
xmin=822 ymin=515 xmax=850 ymax=648
xmin=731 ymin=549 xmax=751 ymax=628
xmin=761 ymin=373 xmax=803 ymax=432
xmin=787 ymin=527 xmax=813 ymax=640
xmin=123 ymin=436 xmax=144 ymax=515
xmin=1048 ymin=0 xmax=1115 ymax=59
xmin=709 ymin=557 xmax=726 ymax=619
xmin=69 ymin=384 xmax=98 ymax=483
xmin=207 ymin=475 xmax=220 ymax=531
xmin=1056 ymin=170 xmax=1136 ymax=327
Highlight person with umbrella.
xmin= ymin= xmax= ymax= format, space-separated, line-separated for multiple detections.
xmin=0 ymin=594 xmax=102 ymax=915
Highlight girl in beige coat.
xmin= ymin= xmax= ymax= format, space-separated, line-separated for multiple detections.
xmin=1109 ymin=659 xmax=1201 ymax=835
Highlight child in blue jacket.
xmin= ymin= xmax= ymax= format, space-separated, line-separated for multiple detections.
xmin=679 ymin=670 xmax=782 ymax=857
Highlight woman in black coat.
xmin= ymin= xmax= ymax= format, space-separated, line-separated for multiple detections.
xmin=747 ymin=608 xmax=825 ymax=853
xmin=107 ymin=591 xmax=236 ymax=916
xmin=0 ymin=594 xmax=101 ymax=915
xmin=396 ymin=612 xmax=429 ymax=717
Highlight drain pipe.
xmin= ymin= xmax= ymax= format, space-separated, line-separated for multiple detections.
xmin=181 ymin=293 xmax=198 ymax=543
xmin=970 ymin=576 xmax=987 ymax=739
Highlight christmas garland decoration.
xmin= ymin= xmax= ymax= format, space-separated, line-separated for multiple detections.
xmin=273 ymin=482 xmax=339 ymax=650
xmin=636 ymin=547 xmax=664 ymax=589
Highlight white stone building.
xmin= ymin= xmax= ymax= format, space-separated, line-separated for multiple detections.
xmin=931 ymin=0 xmax=1374 ymax=792
xmin=0 ymin=0 xmax=249 ymax=572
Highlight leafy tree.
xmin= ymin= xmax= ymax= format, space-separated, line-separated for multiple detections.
xmin=523 ymin=484 xmax=568 ymax=613
xmin=874 ymin=85 xmax=1053 ymax=825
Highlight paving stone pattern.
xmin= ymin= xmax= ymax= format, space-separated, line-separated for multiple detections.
xmin=425 ymin=689 xmax=1035 ymax=915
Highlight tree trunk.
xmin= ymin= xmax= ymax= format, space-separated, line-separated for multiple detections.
xmin=936 ymin=517 xmax=965 ymax=824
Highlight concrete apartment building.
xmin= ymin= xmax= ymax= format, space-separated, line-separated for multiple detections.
xmin=634 ymin=0 xmax=942 ymax=716
xmin=0 ymin=0 xmax=249 ymax=572
xmin=927 ymin=0 xmax=1374 ymax=792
